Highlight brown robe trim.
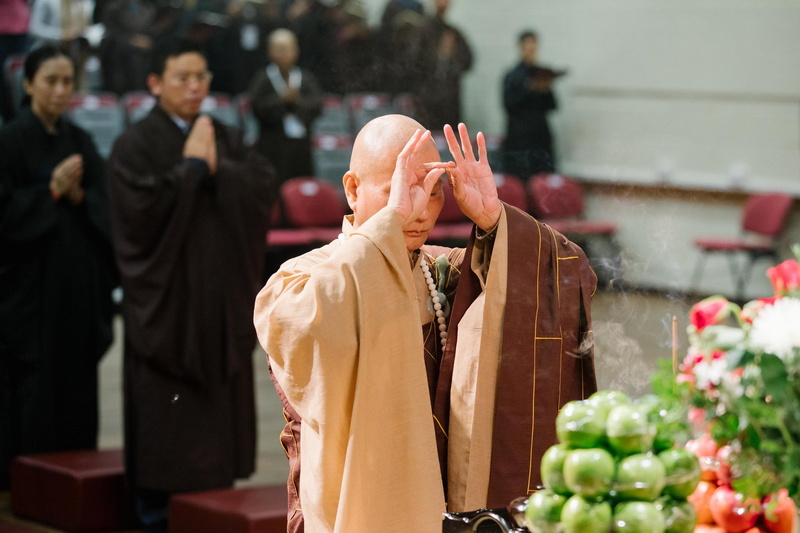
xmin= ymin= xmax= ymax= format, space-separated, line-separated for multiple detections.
xmin=435 ymin=205 xmax=598 ymax=508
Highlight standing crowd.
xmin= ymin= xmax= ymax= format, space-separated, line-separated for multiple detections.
xmin=0 ymin=1 xmax=581 ymax=531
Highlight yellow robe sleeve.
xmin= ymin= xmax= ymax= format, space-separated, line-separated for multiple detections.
xmin=253 ymin=207 xmax=446 ymax=532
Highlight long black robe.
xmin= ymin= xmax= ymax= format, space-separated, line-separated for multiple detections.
xmin=501 ymin=61 xmax=559 ymax=178
xmin=0 ymin=108 xmax=117 ymax=491
xmin=414 ymin=17 xmax=473 ymax=131
xmin=248 ymin=66 xmax=322 ymax=186
xmin=107 ymin=105 xmax=274 ymax=492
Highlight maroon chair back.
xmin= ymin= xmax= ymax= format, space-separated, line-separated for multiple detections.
xmin=281 ymin=177 xmax=346 ymax=228
xmin=528 ymin=173 xmax=585 ymax=219
xmin=741 ymin=192 xmax=794 ymax=237
xmin=494 ymin=173 xmax=527 ymax=211
xmin=438 ymin=178 xmax=469 ymax=223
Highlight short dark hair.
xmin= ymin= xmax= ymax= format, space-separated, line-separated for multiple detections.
xmin=24 ymin=44 xmax=74 ymax=82
xmin=149 ymin=38 xmax=205 ymax=76
xmin=518 ymin=30 xmax=538 ymax=44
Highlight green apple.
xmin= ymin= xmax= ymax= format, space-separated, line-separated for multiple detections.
xmin=588 ymin=389 xmax=631 ymax=420
xmin=525 ymin=489 xmax=567 ymax=531
xmin=563 ymin=448 xmax=615 ymax=499
xmin=561 ymin=494 xmax=612 ymax=533
xmin=556 ymin=400 xmax=605 ymax=448
xmin=613 ymin=453 xmax=667 ymax=501
xmin=606 ymin=404 xmax=656 ymax=456
xmin=658 ymin=497 xmax=697 ymax=533
xmin=637 ymin=394 xmax=688 ymax=453
xmin=540 ymin=444 xmax=572 ymax=496
xmin=658 ymin=448 xmax=701 ymax=499
xmin=613 ymin=501 xmax=666 ymax=533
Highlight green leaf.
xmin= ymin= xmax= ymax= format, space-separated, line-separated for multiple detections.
xmin=758 ymin=353 xmax=789 ymax=402
xmin=725 ymin=348 xmax=753 ymax=370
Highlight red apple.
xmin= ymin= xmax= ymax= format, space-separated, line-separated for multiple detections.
xmin=688 ymin=480 xmax=717 ymax=525
xmin=686 ymin=434 xmax=719 ymax=482
xmin=686 ymin=434 xmax=718 ymax=458
xmin=693 ymin=526 xmax=726 ymax=533
xmin=708 ymin=485 xmax=761 ymax=533
xmin=763 ymin=489 xmax=797 ymax=533
xmin=715 ymin=445 xmax=733 ymax=486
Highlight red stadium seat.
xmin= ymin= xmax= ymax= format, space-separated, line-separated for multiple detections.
xmin=691 ymin=192 xmax=794 ymax=301
xmin=528 ymin=173 xmax=622 ymax=285
xmin=494 ymin=173 xmax=527 ymax=211
xmin=267 ymin=177 xmax=347 ymax=247
xmin=428 ymin=177 xmax=473 ymax=243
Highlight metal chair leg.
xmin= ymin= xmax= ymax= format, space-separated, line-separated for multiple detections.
xmin=690 ymin=252 xmax=708 ymax=294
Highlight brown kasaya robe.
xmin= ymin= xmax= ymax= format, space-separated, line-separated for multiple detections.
xmin=108 ymin=105 xmax=274 ymax=492
xmin=255 ymin=203 xmax=596 ymax=532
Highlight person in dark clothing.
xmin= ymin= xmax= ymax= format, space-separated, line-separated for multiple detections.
xmin=277 ymin=0 xmax=337 ymax=93
xmin=414 ymin=0 xmax=473 ymax=131
xmin=107 ymin=39 xmax=274 ymax=530
xmin=328 ymin=0 xmax=380 ymax=94
xmin=0 ymin=45 xmax=118 ymax=491
xmin=374 ymin=0 xmax=426 ymax=95
xmin=206 ymin=0 xmax=280 ymax=95
xmin=501 ymin=30 xmax=564 ymax=179
xmin=248 ymin=28 xmax=322 ymax=185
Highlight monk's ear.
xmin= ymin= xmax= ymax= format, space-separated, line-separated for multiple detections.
xmin=343 ymin=170 xmax=358 ymax=213
xmin=146 ymin=74 xmax=162 ymax=97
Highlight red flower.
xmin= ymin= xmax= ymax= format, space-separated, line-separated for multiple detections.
xmin=740 ymin=297 xmax=778 ymax=324
xmin=767 ymin=259 xmax=800 ymax=297
xmin=690 ymin=296 xmax=732 ymax=331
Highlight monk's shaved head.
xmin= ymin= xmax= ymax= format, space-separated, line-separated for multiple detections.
xmin=343 ymin=114 xmax=446 ymax=250
xmin=350 ymin=114 xmax=438 ymax=185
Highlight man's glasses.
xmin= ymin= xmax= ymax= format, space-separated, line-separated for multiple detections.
xmin=165 ymin=71 xmax=214 ymax=85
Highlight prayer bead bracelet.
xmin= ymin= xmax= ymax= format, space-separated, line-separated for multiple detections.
xmin=421 ymin=260 xmax=448 ymax=348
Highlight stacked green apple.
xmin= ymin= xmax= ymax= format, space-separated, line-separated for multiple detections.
xmin=524 ymin=390 xmax=702 ymax=533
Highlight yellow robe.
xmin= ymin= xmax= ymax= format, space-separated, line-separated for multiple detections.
xmin=254 ymin=203 xmax=597 ymax=531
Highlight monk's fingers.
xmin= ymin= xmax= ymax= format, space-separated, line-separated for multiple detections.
xmin=420 ymin=161 xmax=455 ymax=172
xmin=413 ymin=130 xmax=434 ymax=161
xmin=443 ymin=124 xmax=465 ymax=164
xmin=394 ymin=129 xmax=425 ymax=180
xmin=422 ymin=167 xmax=446 ymax=195
xmin=457 ymin=123 xmax=475 ymax=161
xmin=476 ymin=131 xmax=488 ymax=164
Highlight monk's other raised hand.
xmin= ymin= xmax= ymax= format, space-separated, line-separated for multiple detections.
xmin=387 ymin=129 xmax=452 ymax=227
xmin=443 ymin=123 xmax=501 ymax=231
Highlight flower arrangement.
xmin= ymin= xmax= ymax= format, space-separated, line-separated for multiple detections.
xmin=654 ymin=247 xmax=800 ymax=510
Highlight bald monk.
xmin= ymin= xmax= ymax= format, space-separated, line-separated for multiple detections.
xmin=254 ymin=115 xmax=598 ymax=532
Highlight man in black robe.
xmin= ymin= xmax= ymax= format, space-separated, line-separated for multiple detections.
xmin=107 ymin=38 xmax=274 ymax=530
xmin=414 ymin=0 xmax=473 ymax=131
xmin=248 ymin=28 xmax=322 ymax=186
xmin=501 ymin=30 xmax=564 ymax=179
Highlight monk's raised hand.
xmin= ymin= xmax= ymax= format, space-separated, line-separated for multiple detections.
xmin=444 ymin=123 xmax=501 ymax=231
xmin=387 ymin=129 xmax=450 ymax=227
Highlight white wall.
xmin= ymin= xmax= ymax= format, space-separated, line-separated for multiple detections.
xmin=360 ymin=0 xmax=800 ymax=297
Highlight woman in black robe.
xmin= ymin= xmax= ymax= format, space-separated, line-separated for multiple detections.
xmin=0 ymin=45 xmax=118 ymax=491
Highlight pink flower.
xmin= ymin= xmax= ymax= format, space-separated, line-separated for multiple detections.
xmin=690 ymin=296 xmax=732 ymax=331
xmin=767 ymin=259 xmax=800 ymax=297
xmin=740 ymin=297 xmax=778 ymax=324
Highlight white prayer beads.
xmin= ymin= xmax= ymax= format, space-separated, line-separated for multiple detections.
xmin=421 ymin=260 xmax=447 ymax=348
